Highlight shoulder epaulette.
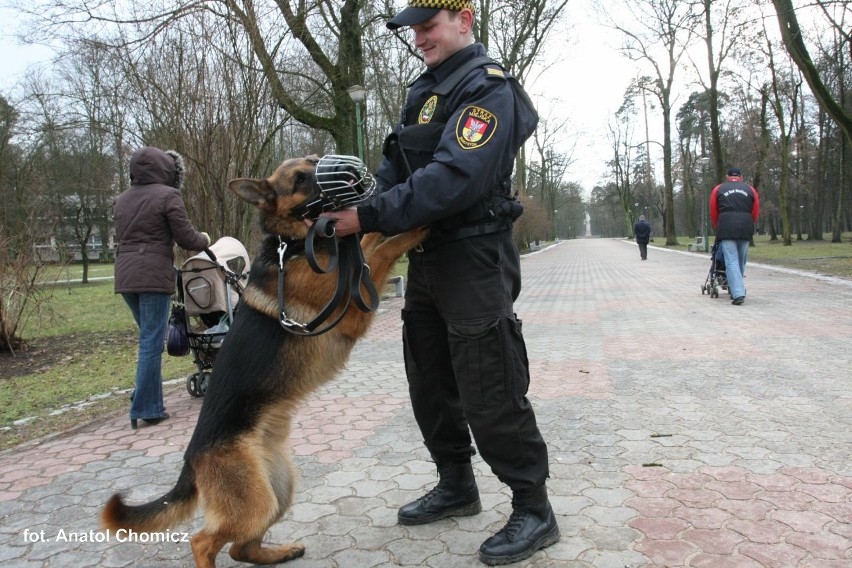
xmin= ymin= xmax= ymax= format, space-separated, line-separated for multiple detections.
xmin=484 ymin=66 xmax=507 ymax=79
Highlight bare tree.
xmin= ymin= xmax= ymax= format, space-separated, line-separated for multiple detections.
xmin=606 ymin=93 xmax=640 ymax=237
xmin=771 ymin=0 xmax=852 ymax=147
xmin=602 ymin=0 xmax=700 ymax=245
xmin=693 ymin=0 xmax=748 ymax=185
xmin=770 ymin=0 xmax=851 ymax=243
xmin=481 ymin=0 xmax=570 ymax=196
xmin=512 ymin=194 xmax=550 ymax=250
xmin=529 ymin=112 xmax=575 ymax=217
xmin=26 ymin=0 xmax=371 ymax=154
xmin=477 ymin=0 xmax=570 ymax=80
xmin=0 ymin=95 xmax=57 ymax=353
xmin=676 ymin=90 xmax=714 ymax=238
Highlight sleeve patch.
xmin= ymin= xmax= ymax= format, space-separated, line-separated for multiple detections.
xmin=455 ymin=106 xmax=498 ymax=149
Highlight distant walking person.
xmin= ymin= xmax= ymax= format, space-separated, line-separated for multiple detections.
xmin=633 ymin=215 xmax=651 ymax=260
xmin=114 ymin=147 xmax=210 ymax=429
xmin=709 ymin=167 xmax=760 ymax=305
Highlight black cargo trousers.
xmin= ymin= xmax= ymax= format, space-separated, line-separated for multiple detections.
xmin=402 ymin=228 xmax=549 ymax=491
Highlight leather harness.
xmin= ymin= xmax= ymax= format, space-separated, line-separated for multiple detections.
xmin=276 ymin=218 xmax=379 ymax=336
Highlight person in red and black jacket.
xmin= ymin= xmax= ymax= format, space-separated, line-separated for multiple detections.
xmin=710 ymin=167 xmax=760 ymax=305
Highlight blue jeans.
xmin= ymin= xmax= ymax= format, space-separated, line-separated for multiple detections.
xmin=123 ymin=293 xmax=171 ymax=419
xmin=719 ymin=239 xmax=750 ymax=300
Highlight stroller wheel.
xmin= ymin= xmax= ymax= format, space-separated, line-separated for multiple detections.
xmin=711 ymin=288 xmax=719 ymax=298
xmin=186 ymin=373 xmax=204 ymax=398
xmin=198 ymin=372 xmax=211 ymax=396
xmin=701 ymin=285 xmax=706 ymax=295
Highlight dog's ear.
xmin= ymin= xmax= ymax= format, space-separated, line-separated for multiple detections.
xmin=229 ymin=178 xmax=275 ymax=206
xmin=306 ymin=154 xmax=320 ymax=165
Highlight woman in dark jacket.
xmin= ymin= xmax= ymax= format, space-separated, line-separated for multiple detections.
xmin=114 ymin=147 xmax=210 ymax=429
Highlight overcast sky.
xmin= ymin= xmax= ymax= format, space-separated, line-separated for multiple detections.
xmin=0 ymin=2 xmax=642 ymax=194
xmin=0 ymin=8 xmax=54 ymax=88
xmin=526 ymin=3 xmax=638 ymax=192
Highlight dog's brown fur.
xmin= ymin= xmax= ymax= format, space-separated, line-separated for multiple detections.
xmin=101 ymin=156 xmax=426 ymax=567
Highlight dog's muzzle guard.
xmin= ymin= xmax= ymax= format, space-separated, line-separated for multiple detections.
xmin=293 ymin=155 xmax=377 ymax=221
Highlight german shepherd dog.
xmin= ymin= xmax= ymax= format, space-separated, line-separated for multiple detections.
xmin=101 ymin=156 xmax=426 ymax=567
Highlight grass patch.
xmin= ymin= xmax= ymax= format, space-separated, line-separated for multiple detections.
xmin=1 ymin=277 xmax=197 ymax=450
xmin=652 ymin=232 xmax=852 ymax=279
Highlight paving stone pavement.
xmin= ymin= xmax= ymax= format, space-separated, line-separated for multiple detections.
xmin=1 ymin=238 xmax=851 ymax=568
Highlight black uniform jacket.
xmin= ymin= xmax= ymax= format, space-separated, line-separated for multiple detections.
xmin=357 ymin=43 xmax=537 ymax=236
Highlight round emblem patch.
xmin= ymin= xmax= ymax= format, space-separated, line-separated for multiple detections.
xmin=455 ymin=105 xmax=497 ymax=149
xmin=419 ymin=96 xmax=438 ymax=124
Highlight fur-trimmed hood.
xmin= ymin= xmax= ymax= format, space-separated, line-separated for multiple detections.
xmin=129 ymin=146 xmax=185 ymax=190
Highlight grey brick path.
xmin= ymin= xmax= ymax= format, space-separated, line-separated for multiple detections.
xmin=1 ymin=238 xmax=850 ymax=567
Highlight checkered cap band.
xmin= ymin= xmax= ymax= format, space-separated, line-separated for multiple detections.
xmin=407 ymin=0 xmax=474 ymax=11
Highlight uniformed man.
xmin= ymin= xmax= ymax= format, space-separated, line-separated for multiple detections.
xmin=325 ymin=1 xmax=559 ymax=564
xmin=709 ymin=167 xmax=760 ymax=305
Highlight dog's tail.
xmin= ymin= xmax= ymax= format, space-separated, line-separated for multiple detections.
xmin=101 ymin=464 xmax=197 ymax=534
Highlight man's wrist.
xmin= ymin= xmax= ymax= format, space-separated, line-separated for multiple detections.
xmin=356 ymin=205 xmax=379 ymax=234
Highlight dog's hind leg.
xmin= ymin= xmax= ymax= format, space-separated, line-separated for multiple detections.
xmin=227 ymin=469 xmax=305 ymax=565
xmin=267 ymin=441 xmax=299 ymax=521
xmin=226 ymin=440 xmax=305 ymax=564
xmin=229 ymin=440 xmax=304 ymax=564
xmin=193 ymin=444 xmax=293 ymax=566
xmin=191 ymin=530 xmax=229 ymax=568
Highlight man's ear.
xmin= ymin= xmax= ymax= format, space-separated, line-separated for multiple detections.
xmin=459 ymin=8 xmax=474 ymax=33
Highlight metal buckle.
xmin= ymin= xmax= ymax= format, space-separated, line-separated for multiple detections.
xmin=279 ymin=312 xmax=308 ymax=331
xmin=277 ymin=238 xmax=288 ymax=270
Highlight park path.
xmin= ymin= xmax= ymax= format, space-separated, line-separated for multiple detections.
xmin=1 ymin=237 xmax=850 ymax=567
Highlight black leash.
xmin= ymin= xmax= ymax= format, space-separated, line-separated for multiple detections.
xmin=277 ymin=218 xmax=379 ymax=336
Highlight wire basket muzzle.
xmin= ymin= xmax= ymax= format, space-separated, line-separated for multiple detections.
xmin=314 ymin=154 xmax=377 ymax=210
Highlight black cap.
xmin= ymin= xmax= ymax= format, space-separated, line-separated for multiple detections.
xmin=387 ymin=1 xmax=474 ymax=30
xmin=727 ymin=167 xmax=742 ymax=177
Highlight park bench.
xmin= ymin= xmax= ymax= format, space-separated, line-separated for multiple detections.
xmin=688 ymin=236 xmax=709 ymax=252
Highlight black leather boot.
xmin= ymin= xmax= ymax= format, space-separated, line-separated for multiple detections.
xmin=398 ymin=462 xmax=482 ymax=525
xmin=478 ymin=485 xmax=560 ymax=565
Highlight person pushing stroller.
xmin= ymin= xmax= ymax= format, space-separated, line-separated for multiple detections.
xmin=709 ymin=167 xmax=760 ymax=305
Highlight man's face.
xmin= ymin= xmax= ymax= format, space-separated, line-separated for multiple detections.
xmin=411 ymin=10 xmax=472 ymax=68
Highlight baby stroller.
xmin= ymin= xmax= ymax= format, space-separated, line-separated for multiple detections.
xmin=175 ymin=237 xmax=250 ymax=397
xmin=701 ymin=240 xmax=727 ymax=298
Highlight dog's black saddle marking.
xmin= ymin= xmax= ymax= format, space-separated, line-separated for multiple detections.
xmin=277 ymin=217 xmax=379 ymax=336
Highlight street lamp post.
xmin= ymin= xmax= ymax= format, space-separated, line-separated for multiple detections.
xmin=698 ymin=156 xmax=711 ymax=252
xmin=347 ymin=85 xmax=367 ymax=161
